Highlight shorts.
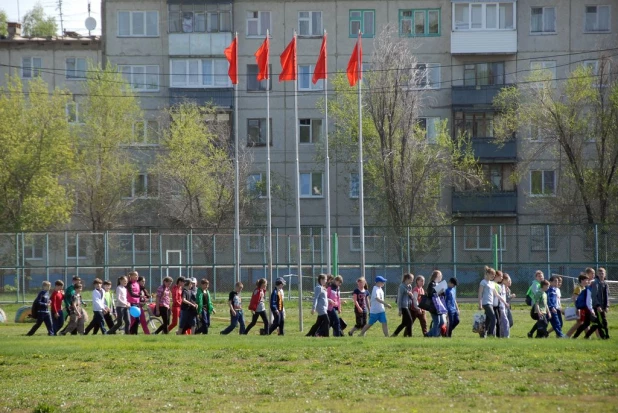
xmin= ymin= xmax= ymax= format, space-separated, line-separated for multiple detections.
xmin=579 ymin=308 xmax=588 ymax=323
xmin=368 ymin=312 xmax=387 ymax=325
xmin=354 ymin=312 xmax=367 ymax=329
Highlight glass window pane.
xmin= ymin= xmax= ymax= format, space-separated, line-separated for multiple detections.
xmin=132 ymin=66 xmax=145 ymax=89
xmin=202 ymin=60 xmax=212 ymax=85
xmin=77 ymin=58 xmax=86 ymax=78
xmin=169 ymin=11 xmax=181 ymax=32
xmin=599 ymin=6 xmax=610 ymax=31
xmin=312 ymin=173 xmax=322 ymax=195
xmin=147 ymin=121 xmax=159 ymax=144
xmin=299 ymin=120 xmax=310 ymax=143
xmin=531 ymin=8 xmax=542 ymax=32
xmin=132 ymin=11 xmax=145 ymax=35
xmin=499 ymin=4 xmax=514 ymax=29
xmin=531 ymin=171 xmax=542 ymax=194
xmin=260 ymin=12 xmax=270 ymax=35
xmin=172 ymin=60 xmax=186 ymax=86
xmin=146 ymin=11 xmax=158 ymax=35
xmin=544 ymin=171 xmax=555 ymax=194
xmin=312 ymin=119 xmax=322 ymax=142
xmin=455 ymin=4 xmax=469 ymax=30
xmin=299 ymin=65 xmax=310 ymax=89
xmin=312 ymin=12 xmax=322 ymax=35
xmin=477 ymin=63 xmax=489 ymax=86
xmin=220 ymin=12 xmax=231 ymax=32
xmin=300 ymin=174 xmax=311 ymax=195
xmin=182 ymin=12 xmax=193 ymax=32
xmin=194 ymin=12 xmax=205 ymax=32
xmin=486 ymin=4 xmax=497 ymax=29
xmin=299 ymin=19 xmax=309 ymax=36
xmin=214 ymin=59 xmax=229 ymax=86
xmin=118 ymin=12 xmax=130 ymax=35
xmin=428 ymin=10 xmax=439 ymax=34
xmin=471 ymin=5 xmax=482 ymax=29
xmin=401 ymin=18 xmax=411 ymax=35
xmin=350 ymin=20 xmax=360 ymax=36
xmin=146 ymin=66 xmax=158 ymax=90
xmin=414 ymin=11 xmax=425 ymax=35
xmin=544 ymin=8 xmax=555 ymax=32
xmin=363 ymin=11 xmax=374 ymax=36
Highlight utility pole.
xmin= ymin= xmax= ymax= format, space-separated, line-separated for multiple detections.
xmin=57 ymin=0 xmax=64 ymax=35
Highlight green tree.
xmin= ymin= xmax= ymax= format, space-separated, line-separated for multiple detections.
xmin=0 ymin=75 xmax=75 ymax=232
xmin=323 ymin=27 xmax=480 ymax=260
xmin=0 ymin=10 xmax=8 ymax=37
xmin=494 ymin=57 xmax=618 ymax=225
xmin=22 ymin=3 xmax=57 ymax=37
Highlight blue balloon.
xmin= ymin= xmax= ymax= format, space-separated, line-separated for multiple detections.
xmin=129 ymin=306 xmax=141 ymax=318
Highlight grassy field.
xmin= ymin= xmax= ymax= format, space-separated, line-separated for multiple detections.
xmin=0 ymin=302 xmax=616 ymax=413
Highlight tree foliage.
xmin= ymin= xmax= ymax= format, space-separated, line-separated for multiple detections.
xmin=494 ymin=57 xmax=618 ymax=225
xmin=0 ymin=75 xmax=75 ymax=231
xmin=323 ymin=27 xmax=481 ymax=252
xmin=22 ymin=3 xmax=58 ymax=37
xmin=0 ymin=10 xmax=8 ymax=37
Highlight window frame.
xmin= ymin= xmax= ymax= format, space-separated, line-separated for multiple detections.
xmin=66 ymin=101 xmax=82 ymax=124
xmin=584 ymin=5 xmax=611 ymax=33
xmin=412 ymin=63 xmax=441 ymax=90
xmin=65 ymin=57 xmax=87 ymax=80
xmin=418 ymin=117 xmax=441 ymax=144
xmin=246 ymin=11 xmax=271 ymax=37
xmin=298 ymin=65 xmax=324 ymax=91
xmin=170 ymin=58 xmax=231 ymax=88
xmin=463 ymin=62 xmax=505 ymax=87
xmin=300 ymin=172 xmax=324 ymax=198
xmin=463 ymin=224 xmax=506 ymax=251
xmin=124 ymin=173 xmax=159 ymax=199
xmin=299 ymin=118 xmax=323 ymax=144
xmin=119 ymin=65 xmax=160 ymax=92
xmin=247 ymin=173 xmax=266 ymax=198
xmin=349 ymin=226 xmax=376 ymax=252
xmin=530 ymin=225 xmax=556 ymax=251
xmin=246 ymin=64 xmax=272 ymax=91
xmin=21 ymin=57 xmax=42 ymax=79
xmin=247 ymin=118 xmax=272 ymax=147
xmin=529 ymin=60 xmax=557 ymax=87
xmin=453 ymin=2 xmax=516 ymax=31
xmin=529 ymin=170 xmax=556 ymax=197
xmin=168 ymin=5 xmax=232 ymax=34
xmin=66 ymin=235 xmax=88 ymax=260
xmin=301 ymin=226 xmax=324 ymax=252
xmin=349 ymin=9 xmax=375 ymax=38
xmin=530 ymin=6 xmax=556 ymax=34
xmin=247 ymin=228 xmax=266 ymax=253
xmin=117 ymin=11 xmax=159 ymax=37
xmin=298 ymin=11 xmax=323 ymax=37
xmin=132 ymin=120 xmax=160 ymax=145
xmin=399 ymin=8 xmax=441 ymax=37
xmin=23 ymin=235 xmax=44 ymax=260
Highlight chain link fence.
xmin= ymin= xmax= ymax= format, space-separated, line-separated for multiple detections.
xmin=1 ymin=224 xmax=616 ymax=302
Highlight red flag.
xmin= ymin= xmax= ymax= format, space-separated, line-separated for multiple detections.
xmin=224 ymin=36 xmax=238 ymax=85
xmin=312 ymin=34 xmax=327 ymax=84
xmin=254 ymin=36 xmax=270 ymax=81
xmin=346 ymin=35 xmax=362 ymax=87
xmin=279 ymin=36 xmax=297 ymax=82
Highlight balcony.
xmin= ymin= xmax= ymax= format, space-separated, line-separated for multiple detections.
xmin=169 ymin=88 xmax=233 ymax=108
xmin=469 ymin=138 xmax=516 ymax=162
xmin=451 ymin=30 xmax=517 ymax=54
xmin=452 ymin=191 xmax=517 ymax=216
xmin=452 ymin=85 xmax=510 ymax=108
xmin=169 ymin=32 xmax=232 ymax=56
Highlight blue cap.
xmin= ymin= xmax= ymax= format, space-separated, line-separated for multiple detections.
xmin=375 ymin=276 xmax=387 ymax=283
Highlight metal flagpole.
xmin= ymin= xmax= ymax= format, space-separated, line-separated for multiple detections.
xmin=233 ymin=33 xmax=241 ymax=284
xmin=357 ymin=30 xmax=366 ymax=279
xmin=265 ymin=29 xmax=274 ymax=289
xmin=323 ymin=30 xmax=332 ymax=276
xmin=292 ymin=30 xmax=304 ymax=331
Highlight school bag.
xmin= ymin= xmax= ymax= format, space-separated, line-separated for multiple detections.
xmin=248 ymin=289 xmax=261 ymax=312
xmin=29 ymin=293 xmax=40 ymax=319
xmin=525 ymin=281 xmax=538 ymax=306
xmin=575 ymin=288 xmax=588 ymax=310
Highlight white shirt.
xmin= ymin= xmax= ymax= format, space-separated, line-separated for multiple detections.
xmin=92 ymin=288 xmax=106 ymax=312
xmin=115 ymin=285 xmax=129 ymax=308
xmin=370 ymin=285 xmax=385 ymax=314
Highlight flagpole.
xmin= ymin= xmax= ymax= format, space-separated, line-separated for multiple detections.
xmin=356 ymin=30 xmax=366 ymax=279
xmin=323 ymin=30 xmax=332 ymax=276
xmin=233 ymin=32 xmax=241 ymax=284
xmin=292 ymin=30 xmax=304 ymax=331
xmin=265 ymin=29 xmax=274 ymax=291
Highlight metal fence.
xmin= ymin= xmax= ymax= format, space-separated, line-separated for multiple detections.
xmin=1 ymin=224 xmax=616 ymax=302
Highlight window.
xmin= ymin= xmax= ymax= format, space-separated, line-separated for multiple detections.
xmin=350 ymin=173 xmax=360 ymax=198
xmin=463 ymin=62 xmax=505 ymax=86
xmin=531 ymin=7 xmax=556 ymax=33
xmin=247 ymin=118 xmax=272 ymax=147
xmin=583 ymin=60 xmax=599 ymax=75
xmin=298 ymin=65 xmax=324 ymax=91
xmin=170 ymin=59 xmax=230 ymax=88
xmin=413 ymin=63 xmax=441 ymax=89
xmin=125 ymin=174 xmax=158 ymax=199
xmin=66 ymin=58 xmax=87 ymax=80
xmin=585 ymin=5 xmax=610 ymax=32
xmin=300 ymin=172 xmax=323 ymax=197
xmin=455 ymin=112 xmax=494 ymax=138
xmin=530 ymin=170 xmax=556 ymax=196
xmin=350 ymin=226 xmax=376 ymax=251
xmin=454 ymin=3 xmax=514 ymax=30
xmin=418 ymin=117 xmax=440 ymax=144
xmin=118 ymin=11 xmax=159 ymax=37
xmin=246 ymin=11 xmax=270 ymax=36
xmin=247 ymin=64 xmax=272 ymax=91
xmin=119 ymin=65 xmax=159 ymax=91
xmin=66 ymin=102 xmax=81 ymax=124
xmin=299 ymin=119 xmax=322 ymax=144
xmin=301 ymin=226 xmax=323 ymax=252
xmin=168 ymin=4 xmax=231 ymax=33
xmin=247 ymin=173 xmax=265 ymax=197
xmin=67 ymin=235 xmax=87 ymax=259
xmin=21 ymin=57 xmax=41 ymax=78
xmin=23 ymin=235 xmax=44 ymax=260
xmin=119 ymin=232 xmax=159 ymax=254
xmin=400 ymin=9 xmax=440 ymax=36
xmin=349 ymin=10 xmax=375 ymax=37
xmin=531 ymin=225 xmax=556 ymax=251
xmin=528 ymin=123 xmax=547 ymax=142
xmin=298 ymin=11 xmax=322 ymax=37
xmin=247 ymin=229 xmax=265 ymax=252
xmin=530 ymin=61 xmax=556 ymax=87
xmin=464 ymin=225 xmax=506 ymax=251
xmin=133 ymin=120 xmax=159 ymax=145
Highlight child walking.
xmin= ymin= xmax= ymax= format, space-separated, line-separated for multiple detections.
xmin=168 ymin=276 xmax=185 ymax=334
xmin=327 ymin=275 xmax=345 ymax=337
xmin=268 ymin=278 xmax=286 ymax=335
xmin=532 ymin=280 xmax=551 ymax=338
xmin=547 ymin=276 xmax=566 ymax=338
xmin=348 ymin=277 xmax=370 ymax=337
xmin=84 ymin=278 xmax=108 ymax=335
xmin=26 ymin=281 xmax=55 ymax=336
xmin=50 ymin=280 xmax=65 ymax=335
xmin=107 ymin=276 xmax=129 ymax=334
xmin=244 ymin=278 xmax=269 ymax=335
xmin=360 ymin=276 xmax=392 ymax=337
xmin=478 ymin=266 xmax=496 ymax=338
xmin=102 ymin=280 xmax=115 ymax=329
xmin=220 ymin=282 xmax=246 ymax=335
xmin=180 ymin=278 xmax=199 ymax=335
xmin=196 ymin=279 xmax=214 ymax=335
xmin=60 ymin=284 xmax=85 ymax=335
xmin=307 ymin=274 xmax=330 ymax=337
xmin=392 ymin=273 xmax=414 ymax=337
xmin=410 ymin=275 xmax=428 ymax=337
xmin=154 ymin=277 xmax=172 ymax=334
xmin=445 ymin=278 xmax=460 ymax=337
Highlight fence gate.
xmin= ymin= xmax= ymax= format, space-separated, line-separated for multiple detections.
xmin=166 ymin=250 xmax=182 ymax=278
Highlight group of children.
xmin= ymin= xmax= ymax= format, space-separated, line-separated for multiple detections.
xmin=526 ymin=267 xmax=610 ymax=339
xmin=477 ymin=266 xmax=515 ymax=338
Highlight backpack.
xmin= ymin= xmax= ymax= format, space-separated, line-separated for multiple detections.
xmin=575 ymin=288 xmax=588 ymax=310
xmin=29 ymin=294 xmax=40 ymax=319
xmin=248 ymin=289 xmax=261 ymax=312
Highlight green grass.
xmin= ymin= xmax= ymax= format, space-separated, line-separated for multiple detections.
xmin=0 ymin=303 xmax=616 ymax=413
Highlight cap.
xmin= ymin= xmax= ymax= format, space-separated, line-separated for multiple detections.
xmin=275 ymin=277 xmax=286 ymax=286
xmin=375 ymin=276 xmax=387 ymax=283
xmin=190 ymin=277 xmax=197 ymax=284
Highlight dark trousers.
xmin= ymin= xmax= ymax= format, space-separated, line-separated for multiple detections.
xmin=578 ymin=308 xmax=608 ymax=339
xmin=52 ymin=311 xmax=64 ymax=335
xmin=411 ymin=309 xmax=428 ymax=336
xmin=85 ymin=311 xmax=107 ymax=335
xmin=108 ymin=307 xmax=129 ymax=334
xmin=220 ymin=310 xmax=246 ymax=335
xmin=393 ymin=308 xmax=413 ymax=337
xmin=549 ymin=311 xmax=565 ymax=337
xmin=104 ymin=312 xmax=114 ymax=329
xmin=268 ymin=310 xmax=284 ymax=335
xmin=535 ymin=315 xmax=549 ymax=338
xmin=494 ymin=306 xmax=500 ymax=337
xmin=306 ymin=314 xmax=330 ymax=337
xmin=328 ymin=309 xmax=342 ymax=337
xmin=27 ymin=312 xmax=54 ymax=336
xmin=155 ymin=307 xmax=170 ymax=334
xmin=244 ymin=311 xmax=269 ymax=334
xmin=482 ymin=304 xmax=496 ymax=337
xmin=447 ymin=311 xmax=460 ymax=337
xmin=196 ymin=309 xmax=210 ymax=334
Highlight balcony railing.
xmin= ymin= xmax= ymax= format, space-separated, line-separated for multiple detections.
xmin=452 ymin=191 xmax=517 ymax=216
xmin=169 ymin=88 xmax=233 ymax=108
xmin=451 ymin=30 xmax=517 ymax=54
xmin=452 ymin=84 xmax=511 ymax=108
xmin=469 ymin=137 xmax=516 ymax=161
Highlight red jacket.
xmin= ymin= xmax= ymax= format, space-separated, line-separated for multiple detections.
xmin=50 ymin=290 xmax=64 ymax=315
xmin=171 ymin=285 xmax=183 ymax=308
